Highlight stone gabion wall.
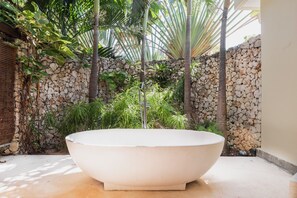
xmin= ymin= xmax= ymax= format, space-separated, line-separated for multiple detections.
xmin=40 ymin=58 xmax=139 ymax=105
xmin=192 ymin=36 xmax=261 ymax=151
xmin=34 ymin=58 xmax=139 ymax=150
xmin=147 ymin=36 xmax=261 ymax=151
xmin=5 ymin=35 xmax=261 ymax=154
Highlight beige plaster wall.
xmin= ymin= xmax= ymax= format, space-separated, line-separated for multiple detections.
xmin=261 ymin=0 xmax=297 ymax=165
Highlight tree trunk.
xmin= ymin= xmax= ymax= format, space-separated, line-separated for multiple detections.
xmin=217 ymin=0 xmax=230 ymax=154
xmin=89 ymin=0 xmax=100 ymax=103
xmin=184 ymin=0 xmax=192 ymax=123
xmin=140 ymin=2 xmax=150 ymax=129
xmin=140 ymin=2 xmax=150 ymax=83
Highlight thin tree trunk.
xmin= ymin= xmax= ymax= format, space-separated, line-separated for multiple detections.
xmin=89 ymin=0 xmax=100 ymax=103
xmin=140 ymin=2 xmax=150 ymax=82
xmin=140 ymin=2 xmax=150 ymax=129
xmin=217 ymin=0 xmax=230 ymax=154
xmin=184 ymin=0 xmax=192 ymax=122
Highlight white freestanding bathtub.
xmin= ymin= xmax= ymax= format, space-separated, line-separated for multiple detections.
xmin=66 ymin=129 xmax=224 ymax=190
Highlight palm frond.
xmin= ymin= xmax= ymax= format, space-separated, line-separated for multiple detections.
xmin=148 ymin=0 xmax=257 ymax=59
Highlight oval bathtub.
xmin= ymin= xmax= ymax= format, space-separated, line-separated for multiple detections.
xmin=66 ymin=129 xmax=224 ymax=190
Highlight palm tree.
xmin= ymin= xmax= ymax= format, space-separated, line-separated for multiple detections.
xmin=217 ymin=0 xmax=230 ymax=154
xmin=148 ymin=0 xmax=256 ymax=59
xmin=140 ymin=0 xmax=151 ymax=82
xmin=91 ymin=0 xmax=255 ymax=62
xmin=26 ymin=0 xmax=93 ymax=38
xmin=89 ymin=0 xmax=100 ymax=102
xmin=184 ymin=0 xmax=192 ymax=122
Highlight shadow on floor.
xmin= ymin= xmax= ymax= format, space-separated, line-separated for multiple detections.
xmin=55 ymin=179 xmax=216 ymax=198
xmin=1 ymin=155 xmax=291 ymax=198
xmin=0 ymin=156 xmax=217 ymax=198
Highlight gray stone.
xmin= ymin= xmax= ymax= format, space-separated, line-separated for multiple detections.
xmin=46 ymin=69 xmax=53 ymax=75
xmin=240 ymin=42 xmax=250 ymax=49
xmin=9 ymin=141 xmax=19 ymax=153
xmin=254 ymin=40 xmax=261 ymax=47
xmin=14 ymin=36 xmax=262 ymax=153
xmin=50 ymin=63 xmax=58 ymax=71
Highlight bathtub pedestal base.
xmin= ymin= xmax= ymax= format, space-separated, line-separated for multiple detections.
xmin=104 ymin=183 xmax=186 ymax=191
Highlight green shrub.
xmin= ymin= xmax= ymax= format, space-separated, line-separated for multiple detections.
xmin=56 ymin=99 xmax=103 ymax=136
xmin=43 ymin=111 xmax=57 ymax=129
xmin=172 ymin=77 xmax=184 ymax=105
xmin=50 ymin=83 xmax=188 ymax=136
xmin=149 ymin=63 xmax=173 ymax=88
xmin=146 ymin=85 xmax=187 ymax=129
xmin=101 ymin=83 xmax=188 ymax=129
xmin=101 ymin=84 xmax=141 ymax=128
xmin=195 ymin=121 xmax=224 ymax=136
xmin=100 ymin=71 xmax=136 ymax=92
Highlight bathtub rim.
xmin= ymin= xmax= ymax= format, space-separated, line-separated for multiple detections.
xmin=65 ymin=128 xmax=225 ymax=148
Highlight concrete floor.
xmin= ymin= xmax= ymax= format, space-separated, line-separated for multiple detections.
xmin=0 ymin=155 xmax=292 ymax=198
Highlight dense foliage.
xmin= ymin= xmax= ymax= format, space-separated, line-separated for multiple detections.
xmin=101 ymin=83 xmax=187 ymax=129
xmin=100 ymin=71 xmax=135 ymax=92
xmin=1 ymin=1 xmax=77 ymax=81
xmin=46 ymin=81 xmax=226 ymax=137
xmin=45 ymin=83 xmax=188 ymax=136
xmin=0 ymin=0 xmax=238 ymax=152
xmin=195 ymin=121 xmax=224 ymax=136
xmin=1 ymin=0 xmax=256 ymax=62
xmin=53 ymin=100 xmax=103 ymax=136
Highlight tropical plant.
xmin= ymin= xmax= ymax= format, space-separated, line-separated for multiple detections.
xmin=195 ymin=121 xmax=223 ymax=136
xmin=73 ymin=1 xmax=130 ymax=52
xmin=50 ymin=83 xmax=187 ymax=136
xmin=43 ymin=111 xmax=57 ymax=129
xmin=0 ymin=1 xmax=18 ymax=27
xmin=18 ymin=56 xmax=48 ymax=83
xmin=0 ymin=1 xmax=77 ymax=80
xmin=24 ymin=0 xmax=93 ymax=37
xmin=101 ymin=85 xmax=141 ymax=128
xmin=107 ymin=0 xmax=256 ymax=62
xmin=21 ymin=10 xmax=76 ymax=61
xmin=25 ymin=0 xmax=130 ymax=61
xmin=53 ymin=100 xmax=103 ymax=136
xmin=172 ymin=77 xmax=184 ymax=105
xmin=149 ymin=63 xmax=173 ymax=88
xmin=0 ymin=1 xmax=79 ymax=152
xmin=100 ymin=71 xmax=135 ymax=92
xmin=148 ymin=0 xmax=257 ymax=59
xmin=26 ymin=0 xmax=128 ymax=37
xmin=146 ymin=85 xmax=187 ymax=129
xmin=101 ymin=83 xmax=187 ymax=129
xmin=109 ymin=0 xmax=163 ymax=62
xmin=217 ymin=0 xmax=230 ymax=154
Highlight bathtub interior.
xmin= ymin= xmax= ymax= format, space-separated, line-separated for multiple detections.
xmin=66 ymin=129 xmax=224 ymax=147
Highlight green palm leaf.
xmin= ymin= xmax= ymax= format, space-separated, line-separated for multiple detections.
xmin=149 ymin=0 xmax=257 ymax=59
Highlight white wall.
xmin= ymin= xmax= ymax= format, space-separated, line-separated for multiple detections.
xmin=261 ymin=0 xmax=297 ymax=165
